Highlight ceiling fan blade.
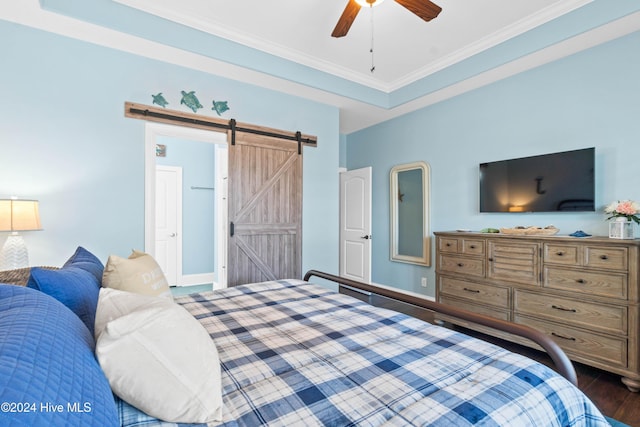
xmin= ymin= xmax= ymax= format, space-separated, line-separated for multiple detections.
xmin=394 ymin=0 xmax=442 ymax=22
xmin=332 ymin=0 xmax=362 ymax=38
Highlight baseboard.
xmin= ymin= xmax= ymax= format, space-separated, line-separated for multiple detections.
xmin=177 ymin=272 xmax=215 ymax=287
xmin=342 ymin=281 xmax=435 ymax=301
xmin=371 ymin=281 xmax=436 ymax=302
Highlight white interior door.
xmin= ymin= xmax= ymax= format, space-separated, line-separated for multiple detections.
xmin=155 ymin=165 xmax=182 ymax=286
xmin=339 ymin=167 xmax=372 ymax=283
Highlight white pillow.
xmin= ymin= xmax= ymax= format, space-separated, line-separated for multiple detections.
xmin=95 ymin=288 xmax=223 ymax=423
xmin=102 ymin=250 xmax=172 ymax=299
xmin=94 ymin=286 xmax=170 ymax=341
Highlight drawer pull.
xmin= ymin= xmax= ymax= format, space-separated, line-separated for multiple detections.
xmin=457 ymin=263 xmax=464 ymax=267
xmin=551 ymin=305 xmax=577 ymax=313
xmin=446 ymin=243 xmax=452 ymax=247
xmin=470 ymin=245 xmax=476 ymax=249
xmin=600 ymin=255 xmax=608 ymax=260
xmin=575 ymin=279 xmax=586 ymax=284
xmin=556 ymin=251 xmax=564 ymax=256
xmin=463 ymin=287 xmax=480 ymax=293
xmin=488 ymin=257 xmax=494 ymax=262
xmin=551 ymin=332 xmax=576 ymax=341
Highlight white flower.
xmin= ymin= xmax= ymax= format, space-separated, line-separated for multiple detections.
xmin=605 ymin=200 xmax=640 ymax=224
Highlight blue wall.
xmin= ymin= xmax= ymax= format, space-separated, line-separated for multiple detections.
xmin=0 ymin=20 xmax=340 ymax=280
xmin=339 ymin=134 xmax=347 ymax=169
xmin=156 ymin=136 xmax=216 ymax=275
xmin=2 ymin=17 xmax=638 ymax=297
xmin=346 ymin=30 xmax=640 ymax=296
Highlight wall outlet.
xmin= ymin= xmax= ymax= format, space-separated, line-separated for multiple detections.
xmin=421 ymin=277 xmax=427 ymax=287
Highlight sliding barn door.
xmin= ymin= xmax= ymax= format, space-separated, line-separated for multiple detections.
xmin=227 ymin=131 xmax=302 ymax=286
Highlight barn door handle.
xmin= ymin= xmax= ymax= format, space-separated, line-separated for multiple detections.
xmin=361 ymin=235 xmax=372 ymax=240
xmin=230 ymin=221 xmax=234 ymax=237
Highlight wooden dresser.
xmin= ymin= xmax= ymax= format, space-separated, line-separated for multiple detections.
xmin=434 ymin=231 xmax=640 ymax=392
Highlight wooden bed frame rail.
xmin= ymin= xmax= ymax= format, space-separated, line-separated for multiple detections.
xmin=303 ymin=269 xmax=578 ymax=386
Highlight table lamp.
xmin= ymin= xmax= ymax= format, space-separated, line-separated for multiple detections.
xmin=0 ymin=198 xmax=42 ymax=270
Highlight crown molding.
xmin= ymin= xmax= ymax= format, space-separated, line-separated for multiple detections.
xmin=115 ymin=0 xmax=594 ymax=93
xmin=113 ymin=0 xmax=391 ymax=91
xmin=4 ymin=1 xmax=638 ymax=134
xmin=389 ymin=0 xmax=594 ymax=91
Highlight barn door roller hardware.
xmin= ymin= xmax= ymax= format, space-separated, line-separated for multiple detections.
xmin=125 ymin=102 xmax=317 ymax=152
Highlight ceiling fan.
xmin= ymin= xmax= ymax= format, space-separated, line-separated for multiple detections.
xmin=332 ymin=0 xmax=442 ymax=38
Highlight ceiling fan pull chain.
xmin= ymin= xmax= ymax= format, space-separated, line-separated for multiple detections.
xmin=370 ymin=5 xmax=375 ymax=73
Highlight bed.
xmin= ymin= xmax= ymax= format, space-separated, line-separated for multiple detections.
xmin=0 ymin=261 xmax=610 ymax=426
xmin=155 ymin=271 xmax=606 ymax=426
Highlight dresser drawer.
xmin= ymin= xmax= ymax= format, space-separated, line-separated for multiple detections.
xmin=544 ymin=266 xmax=628 ymax=299
xmin=439 ymin=277 xmax=509 ymax=309
xmin=438 ymin=254 xmax=484 ymax=277
xmin=514 ymin=290 xmax=627 ymax=335
xmin=585 ymin=246 xmax=628 ymax=271
xmin=462 ymin=239 xmax=485 ymax=255
xmin=544 ymin=244 xmax=580 ymax=265
xmin=439 ymin=295 xmax=510 ymax=321
xmin=438 ymin=238 xmax=459 ymax=253
xmin=515 ymin=315 xmax=627 ymax=369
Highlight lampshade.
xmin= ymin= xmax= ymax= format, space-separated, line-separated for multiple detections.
xmin=0 ymin=199 xmax=42 ymax=231
xmin=0 ymin=199 xmax=42 ymax=270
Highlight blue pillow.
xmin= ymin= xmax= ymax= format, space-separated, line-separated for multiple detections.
xmin=63 ymin=246 xmax=104 ymax=283
xmin=27 ymin=247 xmax=103 ymax=336
xmin=0 ymin=284 xmax=118 ymax=427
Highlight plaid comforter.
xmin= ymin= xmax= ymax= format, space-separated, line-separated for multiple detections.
xmin=119 ymin=279 xmax=609 ymax=426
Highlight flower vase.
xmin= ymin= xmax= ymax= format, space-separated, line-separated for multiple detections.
xmin=609 ymin=217 xmax=634 ymax=239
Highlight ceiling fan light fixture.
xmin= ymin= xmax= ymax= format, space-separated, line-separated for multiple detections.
xmin=355 ymin=0 xmax=386 ymax=8
xmin=332 ymin=0 xmax=440 ymax=38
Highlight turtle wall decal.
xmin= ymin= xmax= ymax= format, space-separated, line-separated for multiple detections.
xmin=180 ymin=90 xmax=203 ymax=113
xmin=212 ymin=100 xmax=229 ymax=116
xmin=151 ymin=92 xmax=169 ymax=108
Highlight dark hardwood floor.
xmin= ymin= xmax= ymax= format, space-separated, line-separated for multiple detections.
xmin=341 ymin=287 xmax=640 ymax=427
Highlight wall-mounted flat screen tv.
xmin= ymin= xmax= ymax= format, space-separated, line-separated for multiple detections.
xmin=479 ymin=148 xmax=595 ymax=213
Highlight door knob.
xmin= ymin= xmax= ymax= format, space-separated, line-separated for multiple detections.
xmin=361 ymin=234 xmax=372 ymax=240
xmin=169 ymin=232 xmax=176 ymax=237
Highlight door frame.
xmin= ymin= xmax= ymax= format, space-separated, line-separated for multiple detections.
xmin=214 ymin=143 xmax=228 ymax=288
xmin=144 ymin=122 xmax=228 ymax=287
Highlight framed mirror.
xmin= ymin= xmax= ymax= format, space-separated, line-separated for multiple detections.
xmin=390 ymin=161 xmax=431 ymax=266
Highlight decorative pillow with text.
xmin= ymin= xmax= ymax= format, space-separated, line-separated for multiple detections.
xmin=101 ymin=250 xmax=172 ymax=299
